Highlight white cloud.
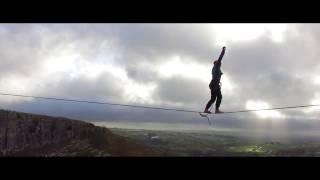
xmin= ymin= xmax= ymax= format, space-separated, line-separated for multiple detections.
xmin=212 ymin=23 xmax=288 ymax=46
xmin=313 ymin=76 xmax=320 ymax=85
xmin=157 ymin=55 xmax=211 ymax=82
xmin=123 ymin=81 xmax=157 ymax=104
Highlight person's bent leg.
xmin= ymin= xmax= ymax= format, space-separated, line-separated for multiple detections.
xmin=205 ymin=99 xmax=214 ymax=111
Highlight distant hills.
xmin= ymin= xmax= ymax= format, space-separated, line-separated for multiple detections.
xmin=1 ymin=109 xmax=320 ymax=157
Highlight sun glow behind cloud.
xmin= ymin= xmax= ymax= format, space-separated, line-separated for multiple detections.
xmin=246 ymin=100 xmax=286 ymax=119
xmin=304 ymin=93 xmax=320 ymax=113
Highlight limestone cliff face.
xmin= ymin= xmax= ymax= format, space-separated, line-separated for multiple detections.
xmin=0 ymin=109 xmax=159 ymax=156
xmin=0 ymin=109 xmax=100 ymax=155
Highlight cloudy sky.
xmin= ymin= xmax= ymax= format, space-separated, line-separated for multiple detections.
xmin=0 ymin=23 xmax=320 ymax=135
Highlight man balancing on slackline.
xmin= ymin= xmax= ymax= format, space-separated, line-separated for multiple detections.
xmin=204 ymin=46 xmax=226 ymax=114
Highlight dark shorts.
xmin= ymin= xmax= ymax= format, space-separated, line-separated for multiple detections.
xmin=209 ymin=81 xmax=220 ymax=91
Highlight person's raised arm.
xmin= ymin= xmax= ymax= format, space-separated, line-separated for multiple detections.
xmin=217 ymin=46 xmax=226 ymax=63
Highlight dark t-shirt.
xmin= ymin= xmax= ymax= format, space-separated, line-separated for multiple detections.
xmin=211 ymin=65 xmax=223 ymax=87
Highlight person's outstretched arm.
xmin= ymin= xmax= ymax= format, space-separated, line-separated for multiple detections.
xmin=217 ymin=46 xmax=226 ymax=64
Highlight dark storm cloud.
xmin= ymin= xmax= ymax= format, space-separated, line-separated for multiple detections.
xmin=153 ymin=76 xmax=207 ymax=105
xmin=108 ymin=24 xmax=217 ymax=63
xmin=36 ymin=71 xmax=125 ymax=102
xmin=0 ymin=24 xmax=50 ymax=77
xmin=124 ymin=63 xmax=159 ymax=83
xmin=8 ymin=97 xmax=201 ymax=124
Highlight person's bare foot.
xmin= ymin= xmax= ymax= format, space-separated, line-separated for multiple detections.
xmin=215 ymin=109 xmax=224 ymax=114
